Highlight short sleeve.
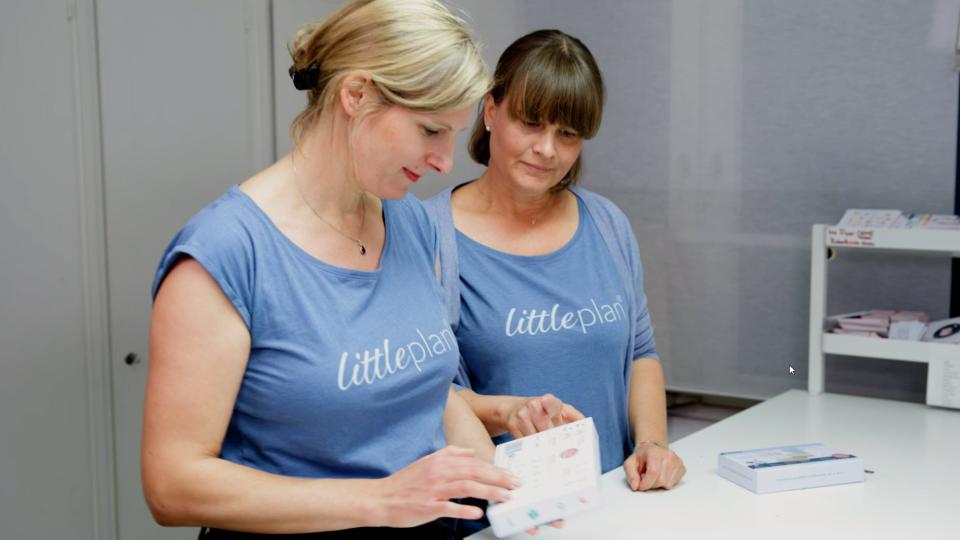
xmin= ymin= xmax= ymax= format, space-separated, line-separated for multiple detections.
xmin=580 ymin=192 xmax=660 ymax=360
xmin=151 ymin=203 xmax=256 ymax=329
xmin=625 ymin=227 xmax=659 ymax=361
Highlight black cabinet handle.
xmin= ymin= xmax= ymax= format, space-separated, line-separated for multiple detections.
xmin=124 ymin=353 xmax=141 ymax=366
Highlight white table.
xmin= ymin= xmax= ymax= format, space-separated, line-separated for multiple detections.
xmin=469 ymin=390 xmax=960 ymax=539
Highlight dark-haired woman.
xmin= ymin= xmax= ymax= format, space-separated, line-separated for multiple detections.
xmin=426 ymin=31 xmax=686 ymax=524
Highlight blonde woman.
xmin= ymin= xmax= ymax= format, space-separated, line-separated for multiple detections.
xmin=142 ymin=2 xmax=516 ymax=538
xmin=427 ymin=30 xmax=686 ymax=532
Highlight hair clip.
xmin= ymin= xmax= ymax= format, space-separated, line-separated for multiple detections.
xmin=289 ymin=64 xmax=321 ymax=91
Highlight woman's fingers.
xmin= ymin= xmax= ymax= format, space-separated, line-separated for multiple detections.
xmin=512 ymin=394 xmax=581 ymax=437
xmin=436 ymin=500 xmax=485 ymax=521
xmin=438 ymin=479 xmax=513 ymax=502
xmin=638 ymin=462 xmax=662 ymax=491
xmin=626 ymin=446 xmax=687 ymax=491
xmin=623 ymin=453 xmax=641 ymax=490
xmin=524 ymin=519 xmax=564 ymax=536
xmin=663 ymin=458 xmax=686 ymax=489
xmin=446 ymin=460 xmax=520 ymax=491
xmin=539 ymin=394 xmax=564 ymax=419
xmin=561 ymin=403 xmax=586 ymax=423
xmin=528 ymin=398 xmax=554 ymax=432
xmin=380 ymin=448 xmax=523 ymax=527
xmin=508 ymin=404 xmax=538 ymax=437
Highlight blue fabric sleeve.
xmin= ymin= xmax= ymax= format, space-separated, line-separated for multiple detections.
xmin=403 ymin=194 xmax=439 ymax=263
xmin=423 ymin=189 xmax=473 ymax=390
xmin=575 ymin=188 xmax=658 ymax=362
xmin=451 ymin=354 xmax=473 ymax=391
xmin=423 ymin=187 xmax=462 ymax=330
xmin=419 ymin=192 xmax=472 ymax=391
xmin=624 ymin=225 xmax=658 ymax=361
xmin=151 ymin=209 xmax=255 ymax=329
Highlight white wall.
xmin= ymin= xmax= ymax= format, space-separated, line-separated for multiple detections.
xmin=524 ymin=0 xmax=959 ymax=401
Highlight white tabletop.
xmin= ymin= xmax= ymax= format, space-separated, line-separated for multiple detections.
xmin=468 ymin=390 xmax=960 ymax=540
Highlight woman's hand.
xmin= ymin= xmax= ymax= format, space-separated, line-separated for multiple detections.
xmin=500 ymin=394 xmax=585 ymax=439
xmin=374 ymin=446 xmax=519 ymax=528
xmin=623 ymin=442 xmax=685 ymax=491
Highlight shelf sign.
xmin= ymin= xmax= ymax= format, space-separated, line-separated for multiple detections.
xmin=927 ymin=349 xmax=960 ymax=410
xmin=826 ymin=227 xmax=876 ymax=247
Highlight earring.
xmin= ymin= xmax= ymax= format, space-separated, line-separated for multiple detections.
xmin=485 ymin=125 xmax=491 ymax=132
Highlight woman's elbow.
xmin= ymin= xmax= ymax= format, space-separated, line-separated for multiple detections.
xmin=142 ymin=460 xmax=195 ymax=527
xmin=144 ymin=483 xmax=179 ymax=526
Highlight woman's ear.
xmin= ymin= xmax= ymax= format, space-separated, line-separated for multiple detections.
xmin=482 ymin=94 xmax=497 ymax=131
xmin=338 ymin=72 xmax=372 ymax=118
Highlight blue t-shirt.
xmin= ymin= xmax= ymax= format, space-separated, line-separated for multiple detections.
xmin=152 ymin=186 xmax=459 ymax=479
xmin=454 ymin=195 xmax=635 ymax=473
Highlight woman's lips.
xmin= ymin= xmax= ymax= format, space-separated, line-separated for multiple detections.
xmin=403 ymin=168 xmax=421 ymax=182
xmin=522 ymin=161 xmax=552 ymax=174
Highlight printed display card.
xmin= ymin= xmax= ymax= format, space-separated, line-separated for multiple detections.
xmin=487 ymin=417 xmax=602 ymax=537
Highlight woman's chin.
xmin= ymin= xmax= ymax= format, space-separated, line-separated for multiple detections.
xmin=377 ymin=186 xmax=412 ymax=200
xmin=512 ymin=176 xmax=561 ymax=195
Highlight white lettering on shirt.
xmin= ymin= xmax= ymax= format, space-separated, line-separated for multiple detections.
xmin=337 ymin=327 xmax=456 ymax=391
xmin=505 ymin=296 xmax=626 ymax=337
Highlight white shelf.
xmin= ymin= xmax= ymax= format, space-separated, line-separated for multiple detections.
xmin=825 ymin=226 xmax=960 ymax=256
xmin=808 ymin=224 xmax=960 ymax=401
xmin=821 ymin=333 xmax=957 ymax=364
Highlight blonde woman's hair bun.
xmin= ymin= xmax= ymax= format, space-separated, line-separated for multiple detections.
xmin=289 ymin=64 xmax=321 ymax=91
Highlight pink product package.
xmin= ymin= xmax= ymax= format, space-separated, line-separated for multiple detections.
xmin=832 ymin=329 xmax=884 ymax=338
xmin=830 ymin=310 xmax=930 ymax=338
xmin=890 ymin=311 xmax=929 ymax=323
xmin=835 ymin=311 xmax=891 ymax=332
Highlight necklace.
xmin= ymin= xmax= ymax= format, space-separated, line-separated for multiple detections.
xmin=479 ymin=181 xmax=557 ymax=225
xmin=291 ymin=153 xmax=367 ymax=255
xmin=528 ymin=200 xmax=553 ymax=225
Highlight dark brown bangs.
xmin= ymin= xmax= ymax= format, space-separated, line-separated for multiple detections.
xmin=505 ymin=49 xmax=604 ymax=139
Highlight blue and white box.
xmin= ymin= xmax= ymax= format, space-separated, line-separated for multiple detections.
xmin=718 ymin=443 xmax=864 ymax=494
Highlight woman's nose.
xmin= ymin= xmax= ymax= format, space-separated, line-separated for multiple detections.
xmin=426 ymin=150 xmax=453 ymax=174
xmin=532 ymin=131 xmax=556 ymax=158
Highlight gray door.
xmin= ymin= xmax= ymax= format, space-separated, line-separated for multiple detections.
xmin=97 ymin=1 xmax=273 ymax=538
xmin=0 ymin=1 xmax=105 ymax=538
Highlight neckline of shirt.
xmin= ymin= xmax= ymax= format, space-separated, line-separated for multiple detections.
xmin=229 ymin=185 xmax=389 ymax=279
xmin=454 ymin=192 xmax=588 ymax=264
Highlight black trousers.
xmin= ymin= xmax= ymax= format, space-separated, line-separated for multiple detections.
xmin=451 ymin=498 xmax=488 ymax=538
xmin=199 ymin=520 xmax=458 ymax=540
xmin=198 ymin=499 xmax=485 ymax=539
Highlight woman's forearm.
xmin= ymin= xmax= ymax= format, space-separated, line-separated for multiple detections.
xmin=628 ymin=358 xmax=669 ymax=447
xmin=457 ymin=388 xmax=525 ymax=437
xmin=444 ymin=387 xmax=496 ymax=461
xmin=143 ymin=454 xmax=383 ymax=533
